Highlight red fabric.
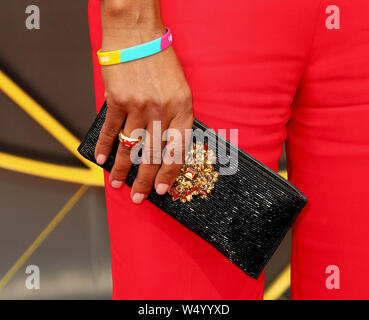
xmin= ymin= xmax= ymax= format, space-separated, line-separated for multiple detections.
xmin=88 ymin=0 xmax=369 ymax=299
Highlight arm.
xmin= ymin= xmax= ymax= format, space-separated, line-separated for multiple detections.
xmin=100 ymin=0 xmax=165 ymax=50
xmin=95 ymin=0 xmax=193 ymax=204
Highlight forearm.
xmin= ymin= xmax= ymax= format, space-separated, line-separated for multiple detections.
xmin=101 ymin=0 xmax=165 ymax=50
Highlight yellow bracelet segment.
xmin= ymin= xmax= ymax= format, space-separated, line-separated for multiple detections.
xmin=97 ymin=49 xmax=121 ymax=66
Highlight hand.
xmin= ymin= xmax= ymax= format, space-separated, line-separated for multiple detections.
xmin=95 ymin=24 xmax=193 ymax=204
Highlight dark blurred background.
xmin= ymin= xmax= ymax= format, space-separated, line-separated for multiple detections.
xmin=0 ymin=0 xmax=291 ymax=299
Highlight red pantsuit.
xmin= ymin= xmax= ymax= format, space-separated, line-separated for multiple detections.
xmin=88 ymin=0 xmax=369 ymax=299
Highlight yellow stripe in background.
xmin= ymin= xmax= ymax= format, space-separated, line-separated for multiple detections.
xmin=0 ymin=70 xmax=90 ymax=166
xmin=0 ymin=152 xmax=104 ymax=186
xmin=0 ymin=69 xmax=104 ymax=186
xmin=264 ymin=264 xmax=291 ymax=300
xmin=0 ymin=185 xmax=89 ymax=292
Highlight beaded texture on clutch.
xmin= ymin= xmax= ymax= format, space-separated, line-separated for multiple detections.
xmin=77 ymin=102 xmax=307 ymax=279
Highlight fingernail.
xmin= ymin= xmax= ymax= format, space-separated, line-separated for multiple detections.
xmin=96 ymin=154 xmax=107 ymax=165
xmin=111 ymin=180 xmax=123 ymax=189
xmin=156 ymin=183 xmax=169 ymax=195
xmin=132 ymin=193 xmax=146 ymax=204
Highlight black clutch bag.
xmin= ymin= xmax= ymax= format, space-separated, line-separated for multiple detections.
xmin=78 ymin=102 xmax=307 ymax=279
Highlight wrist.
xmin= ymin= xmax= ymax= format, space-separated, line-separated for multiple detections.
xmin=98 ymin=27 xmax=173 ymax=65
xmin=101 ymin=1 xmax=165 ymax=51
xmin=101 ymin=24 xmax=166 ymax=52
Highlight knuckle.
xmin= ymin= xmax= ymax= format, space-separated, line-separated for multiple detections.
xmin=182 ymin=87 xmax=193 ymax=104
xmin=160 ymin=166 xmax=179 ymax=179
xmin=143 ymin=145 xmax=162 ymax=163
xmin=135 ymin=95 xmax=150 ymax=106
xmin=111 ymin=168 xmax=128 ymax=181
xmin=181 ymin=94 xmax=193 ymax=111
xmin=150 ymin=102 xmax=165 ymax=117
xmin=97 ymin=136 xmax=113 ymax=149
xmin=127 ymin=95 xmax=147 ymax=111
xmin=167 ymin=97 xmax=193 ymax=115
xmin=168 ymin=139 xmax=185 ymax=152
xmin=174 ymin=86 xmax=193 ymax=105
xmin=97 ymin=140 xmax=111 ymax=150
xmin=163 ymin=95 xmax=176 ymax=107
xmin=113 ymin=156 xmax=128 ymax=171
xmin=102 ymin=123 xmax=120 ymax=139
xmin=146 ymin=145 xmax=162 ymax=154
xmin=109 ymin=94 xmax=128 ymax=107
xmin=112 ymin=157 xmax=130 ymax=177
xmin=118 ymin=145 xmax=132 ymax=159
xmin=134 ymin=177 xmax=153 ymax=190
xmin=134 ymin=102 xmax=146 ymax=113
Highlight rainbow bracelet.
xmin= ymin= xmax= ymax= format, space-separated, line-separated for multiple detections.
xmin=97 ymin=28 xmax=173 ymax=66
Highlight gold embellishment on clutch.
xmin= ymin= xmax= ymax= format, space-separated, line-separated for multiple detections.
xmin=168 ymin=142 xmax=219 ymax=203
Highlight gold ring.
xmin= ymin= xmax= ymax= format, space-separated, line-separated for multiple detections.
xmin=118 ymin=129 xmax=142 ymax=148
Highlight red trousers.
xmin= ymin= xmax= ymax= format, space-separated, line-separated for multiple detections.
xmin=88 ymin=0 xmax=369 ymax=299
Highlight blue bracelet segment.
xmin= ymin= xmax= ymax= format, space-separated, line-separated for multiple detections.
xmin=119 ymin=36 xmax=162 ymax=63
xmin=97 ymin=28 xmax=172 ymax=65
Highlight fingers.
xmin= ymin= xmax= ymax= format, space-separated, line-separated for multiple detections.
xmin=109 ymin=141 xmax=133 ymax=189
xmin=101 ymin=89 xmax=193 ymax=205
xmin=108 ymin=113 xmax=145 ymax=189
xmin=154 ymin=114 xmax=193 ymax=195
xmin=95 ymin=101 xmax=125 ymax=165
xmin=131 ymin=163 xmax=160 ymax=204
xmin=130 ymin=119 xmax=168 ymax=203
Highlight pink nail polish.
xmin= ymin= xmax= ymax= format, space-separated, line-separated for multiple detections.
xmin=111 ymin=180 xmax=123 ymax=189
xmin=132 ymin=193 xmax=146 ymax=204
xmin=156 ymin=183 xmax=169 ymax=195
xmin=96 ymin=154 xmax=107 ymax=165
